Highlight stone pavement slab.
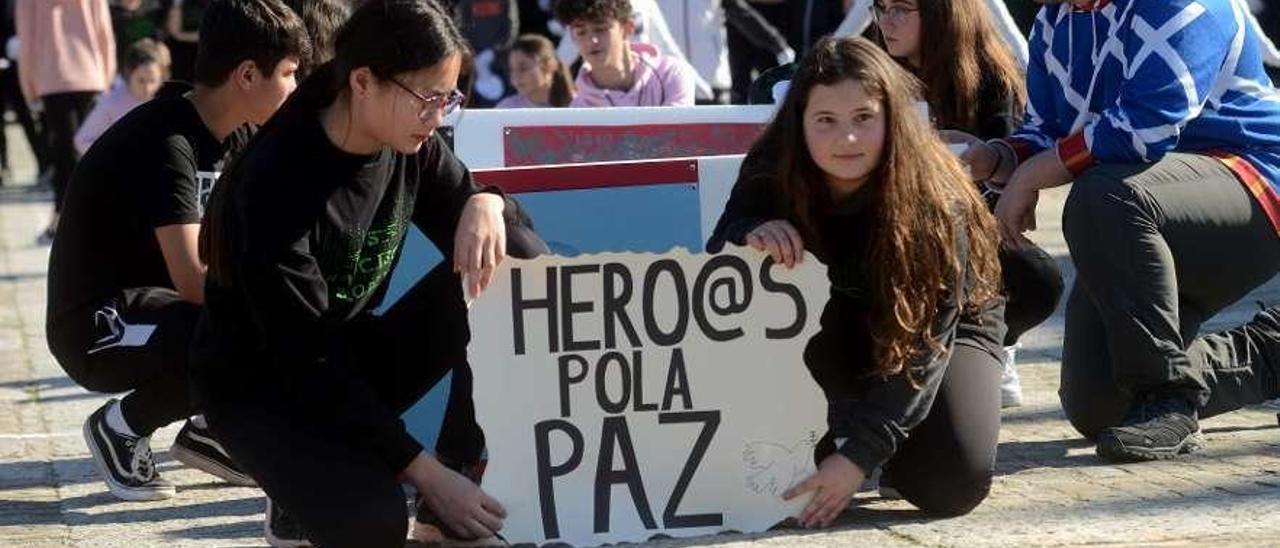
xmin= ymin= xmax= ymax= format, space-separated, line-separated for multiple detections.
xmin=2 ymin=133 xmax=1278 ymax=546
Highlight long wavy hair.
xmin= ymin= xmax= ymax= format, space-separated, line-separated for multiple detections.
xmin=759 ymin=36 xmax=1000 ymax=381
xmin=908 ymin=0 xmax=1026 ymax=131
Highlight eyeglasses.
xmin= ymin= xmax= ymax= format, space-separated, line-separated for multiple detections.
xmin=389 ymin=78 xmax=465 ymax=120
xmin=871 ymin=3 xmax=918 ymax=22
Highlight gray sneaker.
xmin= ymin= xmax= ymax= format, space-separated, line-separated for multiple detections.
xmin=1096 ymin=395 xmax=1204 ymax=462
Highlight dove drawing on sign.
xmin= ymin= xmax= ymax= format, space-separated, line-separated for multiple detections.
xmin=742 ymin=435 xmax=818 ymax=497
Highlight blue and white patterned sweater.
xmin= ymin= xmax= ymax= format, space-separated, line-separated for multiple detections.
xmin=1005 ymin=0 xmax=1280 ymax=229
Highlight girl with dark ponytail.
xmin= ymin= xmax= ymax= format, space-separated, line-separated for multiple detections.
xmin=192 ymin=1 xmax=547 ymax=545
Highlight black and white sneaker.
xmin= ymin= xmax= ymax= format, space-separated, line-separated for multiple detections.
xmin=82 ymin=398 xmax=176 ymax=501
xmin=265 ymin=498 xmax=311 ymax=548
xmin=171 ymin=420 xmax=256 ymax=487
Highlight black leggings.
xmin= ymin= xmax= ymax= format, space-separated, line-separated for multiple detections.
xmin=42 ymin=91 xmax=96 ymax=212
xmin=815 ymin=344 xmax=1003 ymax=517
xmin=0 ymin=64 xmax=49 ymax=173
xmin=46 ymin=287 xmax=200 ymax=436
xmin=203 ymin=222 xmax=548 ymax=548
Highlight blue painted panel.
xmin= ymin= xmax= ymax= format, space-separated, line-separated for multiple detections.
xmin=397 ymin=182 xmax=701 ymax=449
xmin=517 ymin=183 xmax=701 ymax=256
xmin=375 ymin=226 xmax=443 ymax=316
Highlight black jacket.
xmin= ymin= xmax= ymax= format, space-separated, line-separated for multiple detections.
xmin=191 ymin=71 xmax=497 ymax=472
xmin=706 ymin=148 xmax=1006 ymax=472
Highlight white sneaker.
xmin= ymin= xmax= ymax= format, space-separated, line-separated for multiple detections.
xmin=1000 ymin=345 xmax=1023 ymax=408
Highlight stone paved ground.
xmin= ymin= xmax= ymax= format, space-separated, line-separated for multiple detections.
xmin=2 ymin=125 xmax=1278 ymax=547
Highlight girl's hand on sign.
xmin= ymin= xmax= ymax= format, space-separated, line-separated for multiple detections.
xmin=782 ymin=453 xmax=864 ymax=528
xmin=455 ymin=193 xmax=508 ymax=299
xmin=746 ymin=220 xmax=805 ymax=269
xmin=410 ymin=454 xmax=508 ymax=539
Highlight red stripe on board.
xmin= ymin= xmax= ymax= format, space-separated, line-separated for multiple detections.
xmin=473 ymin=158 xmax=699 ymax=194
xmin=1208 ymin=152 xmax=1280 ymax=237
xmin=503 ymin=123 xmax=764 ymax=167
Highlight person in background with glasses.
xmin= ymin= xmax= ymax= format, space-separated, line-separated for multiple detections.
xmin=192 ymin=1 xmax=548 ymax=546
xmin=873 ymin=0 xmax=1065 ymax=410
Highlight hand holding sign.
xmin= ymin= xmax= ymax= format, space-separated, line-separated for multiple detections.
xmin=745 ymin=220 xmax=805 ymax=269
xmin=783 ymin=453 xmax=866 ymax=529
xmin=402 ymin=453 xmax=508 ymax=539
xmin=454 ymin=193 xmax=508 ymax=298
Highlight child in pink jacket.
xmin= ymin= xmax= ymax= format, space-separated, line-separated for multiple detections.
xmin=554 ymin=0 xmax=696 ymax=107
xmin=75 ymin=39 xmax=169 ymax=155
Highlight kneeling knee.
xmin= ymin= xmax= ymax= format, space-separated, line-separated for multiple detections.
xmin=1058 ymin=380 xmax=1127 ymax=441
xmin=1060 ymin=398 xmax=1113 ymax=441
xmin=899 ymin=471 xmax=992 ymax=518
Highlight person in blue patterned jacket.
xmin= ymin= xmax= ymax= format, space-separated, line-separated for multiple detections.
xmin=948 ymin=0 xmax=1280 ymax=463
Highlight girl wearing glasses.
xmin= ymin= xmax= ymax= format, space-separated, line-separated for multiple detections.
xmin=873 ymin=0 xmax=1065 ymax=408
xmin=191 ymin=1 xmax=547 ymax=545
xmin=709 ymin=37 xmax=1005 ymax=526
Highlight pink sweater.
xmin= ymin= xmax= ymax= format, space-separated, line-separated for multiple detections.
xmin=494 ymin=94 xmax=544 ymax=109
xmin=74 ymin=78 xmax=143 ymax=155
xmin=16 ymin=0 xmax=115 ymax=101
xmin=571 ymin=43 xmax=696 ymax=108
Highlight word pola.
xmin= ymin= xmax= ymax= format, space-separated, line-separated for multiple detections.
xmin=468 ymin=246 xmax=830 ymax=546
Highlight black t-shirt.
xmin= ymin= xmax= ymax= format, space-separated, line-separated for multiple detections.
xmin=47 ymin=83 xmax=225 ymax=323
xmin=192 ymin=87 xmax=493 ymax=470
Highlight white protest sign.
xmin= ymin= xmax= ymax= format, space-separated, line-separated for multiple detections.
xmin=468 ymin=247 xmax=831 ymax=546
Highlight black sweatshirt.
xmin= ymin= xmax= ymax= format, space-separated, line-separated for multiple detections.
xmin=705 ymin=151 xmax=1006 ymax=473
xmin=191 ymin=87 xmax=495 ymax=472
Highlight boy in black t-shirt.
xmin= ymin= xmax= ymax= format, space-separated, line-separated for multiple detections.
xmin=46 ymin=0 xmax=310 ymax=501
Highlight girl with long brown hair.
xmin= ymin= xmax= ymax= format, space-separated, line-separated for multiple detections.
xmin=708 ymin=36 xmax=1006 ymax=524
xmin=873 ymin=0 xmax=1064 ymax=408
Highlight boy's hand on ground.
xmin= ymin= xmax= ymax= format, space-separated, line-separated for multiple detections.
xmin=406 ymin=453 xmax=507 ymax=539
xmin=782 ymin=453 xmax=864 ymax=529
xmin=746 ymin=220 xmax=805 ymax=269
xmin=454 ymin=193 xmax=507 ymax=299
